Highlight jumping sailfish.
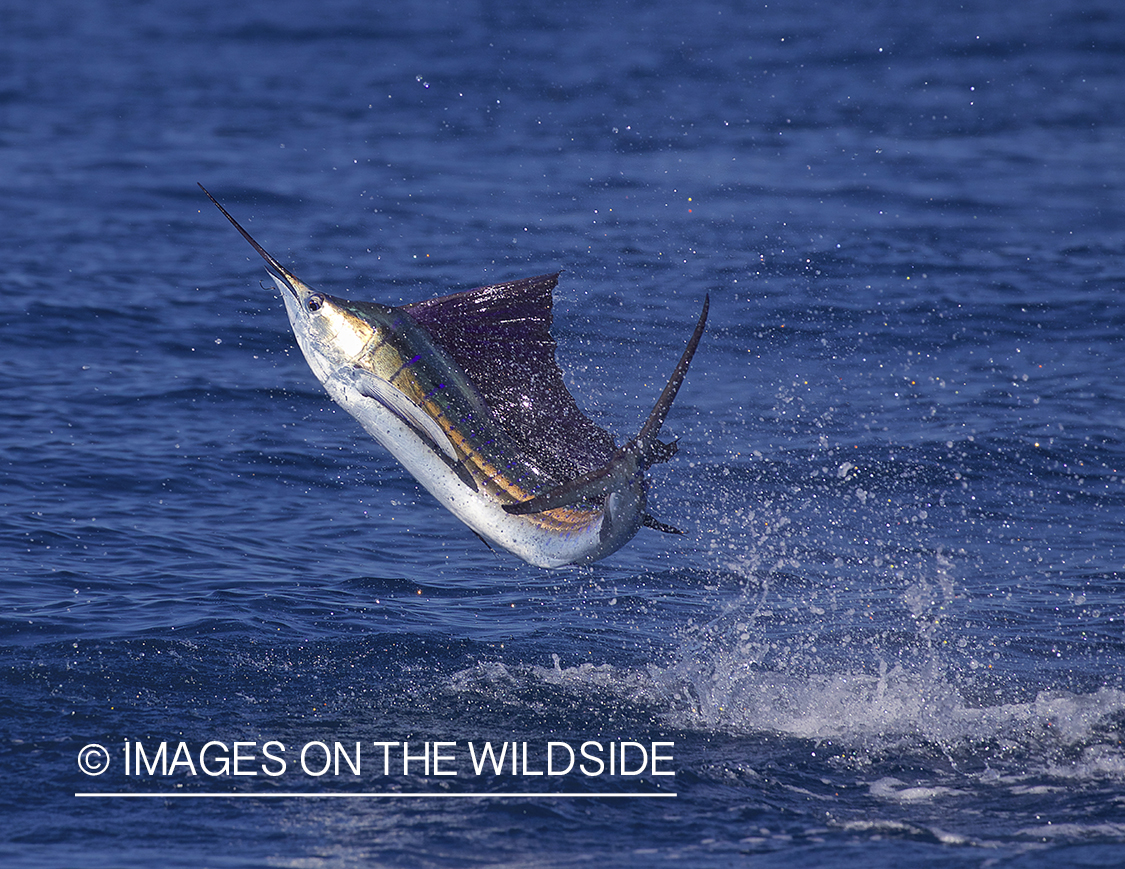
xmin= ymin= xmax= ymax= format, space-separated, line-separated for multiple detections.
xmin=200 ymin=185 xmax=708 ymax=567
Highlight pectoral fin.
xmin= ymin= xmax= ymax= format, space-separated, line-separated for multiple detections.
xmin=347 ymin=369 xmax=478 ymax=492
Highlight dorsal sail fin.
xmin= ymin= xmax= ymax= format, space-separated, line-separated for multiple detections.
xmin=403 ymin=274 xmax=617 ymax=482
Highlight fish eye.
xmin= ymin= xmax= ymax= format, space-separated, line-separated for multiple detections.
xmin=306 ymin=295 xmax=324 ymax=312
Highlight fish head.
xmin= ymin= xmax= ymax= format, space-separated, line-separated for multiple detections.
xmin=270 ymin=270 xmax=393 ymax=384
xmin=197 ymin=185 xmax=395 ymax=384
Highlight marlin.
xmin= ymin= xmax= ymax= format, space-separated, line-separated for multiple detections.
xmin=200 ymin=185 xmax=707 ymax=567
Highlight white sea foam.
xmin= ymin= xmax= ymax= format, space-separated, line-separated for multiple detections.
xmin=455 ymin=652 xmax=1123 ymax=735
xmin=447 ymin=654 xmax=1125 ymax=785
xmin=656 ymin=652 xmax=1125 ymax=751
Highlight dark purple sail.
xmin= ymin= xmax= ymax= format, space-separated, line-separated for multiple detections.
xmin=403 ymin=275 xmax=618 ymax=482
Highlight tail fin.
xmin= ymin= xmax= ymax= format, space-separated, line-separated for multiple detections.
xmin=503 ymin=295 xmax=709 ymax=516
xmin=635 ymin=294 xmax=709 ymax=465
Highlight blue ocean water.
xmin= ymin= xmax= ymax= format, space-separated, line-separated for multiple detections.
xmin=2 ymin=0 xmax=1124 ymax=865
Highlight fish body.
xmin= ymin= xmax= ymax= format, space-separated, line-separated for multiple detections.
xmin=202 ymin=186 xmax=706 ymax=567
xmin=283 ymin=275 xmax=635 ymax=567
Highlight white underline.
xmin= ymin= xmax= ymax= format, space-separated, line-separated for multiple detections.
xmin=76 ymin=791 xmax=676 ymax=799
